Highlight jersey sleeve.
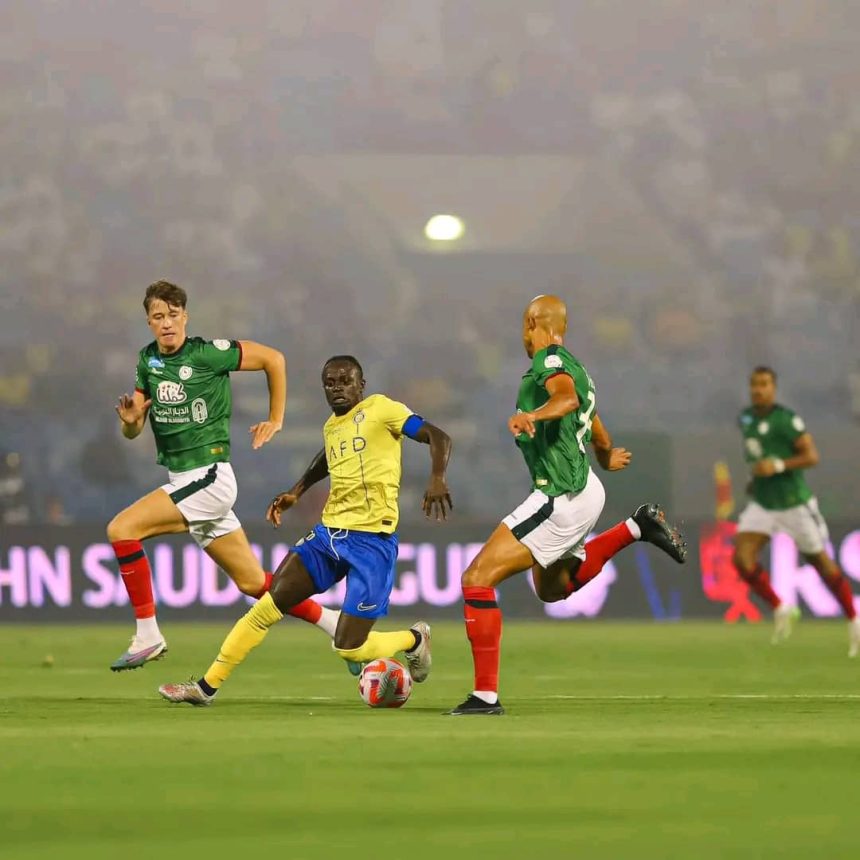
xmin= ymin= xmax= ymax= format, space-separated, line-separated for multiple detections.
xmin=134 ymin=353 xmax=150 ymax=396
xmin=199 ymin=339 xmax=242 ymax=375
xmin=375 ymin=396 xmax=417 ymax=437
xmin=531 ymin=347 xmax=572 ymax=388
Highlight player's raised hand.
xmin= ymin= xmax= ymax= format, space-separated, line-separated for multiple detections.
xmin=115 ymin=393 xmax=151 ymax=425
xmin=606 ymin=447 xmax=632 ymax=471
xmin=422 ymin=475 xmax=453 ymax=522
xmin=266 ymin=491 xmax=298 ymax=528
xmin=508 ymin=412 xmax=536 ymax=438
xmin=249 ymin=420 xmax=282 ymax=450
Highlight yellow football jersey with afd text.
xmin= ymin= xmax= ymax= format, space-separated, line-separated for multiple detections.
xmin=321 ymin=394 xmax=416 ymax=533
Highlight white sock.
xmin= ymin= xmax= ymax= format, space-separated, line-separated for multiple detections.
xmin=135 ymin=616 xmax=162 ymax=644
xmin=316 ymin=606 xmax=340 ymax=638
xmin=625 ymin=517 xmax=641 ymax=540
xmin=472 ymin=690 xmax=499 ymax=704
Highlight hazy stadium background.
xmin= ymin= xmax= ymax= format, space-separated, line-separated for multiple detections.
xmin=1 ymin=0 xmax=858 ymax=622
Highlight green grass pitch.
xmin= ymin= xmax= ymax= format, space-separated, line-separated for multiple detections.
xmin=1 ymin=620 xmax=857 ymax=859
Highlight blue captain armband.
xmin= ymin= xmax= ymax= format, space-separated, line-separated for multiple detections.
xmin=402 ymin=414 xmax=426 ymax=440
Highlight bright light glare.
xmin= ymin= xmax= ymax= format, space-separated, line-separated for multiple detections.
xmin=424 ymin=214 xmax=465 ymax=242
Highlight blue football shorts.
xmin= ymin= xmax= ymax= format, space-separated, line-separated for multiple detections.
xmin=291 ymin=524 xmax=398 ymax=619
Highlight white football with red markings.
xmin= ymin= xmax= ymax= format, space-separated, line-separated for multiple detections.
xmin=358 ymin=658 xmax=413 ymax=708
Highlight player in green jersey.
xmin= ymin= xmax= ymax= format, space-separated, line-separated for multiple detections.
xmin=106 ymin=281 xmax=338 ymax=671
xmin=447 ymin=295 xmax=688 ymax=715
xmin=734 ymin=366 xmax=859 ymax=654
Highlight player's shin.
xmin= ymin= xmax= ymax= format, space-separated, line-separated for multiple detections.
xmin=565 ymin=522 xmax=637 ymax=594
xmin=820 ymin=569 xmax=857 ymax=620
xmin=200 ymin=592 xmax=284 ymax=693
xmin=736 ymin=563 xmax=782 ymax=609
xmin=112 ymin=540 xmax=161 ymax=641
xmin=288 ymin=598 xmax=340 ymax=637
xmin=463 ymin=586 xmax=502 ymax=703
xmin=253 ymin=569 xmax=339 ymax=637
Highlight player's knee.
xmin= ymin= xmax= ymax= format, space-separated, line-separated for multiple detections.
xmin=461 ymin=567 xmax=480 ymax=587
xmin=808 ymin=556 xmax=839 ymax=580
xmin=106 ymin=514 xmax=134 ymax=543
xmin=732 ymin=550 xmax=753 ymax=577
xmin=533 ymin=579 xmax=565 ymax=603
xmin=268 ymin=577 xmax=295 ymax=612
xmin=462 ymin=562 xmax=493 ymax=588
xmin=232 ymin=573 xmax=263 ymax=596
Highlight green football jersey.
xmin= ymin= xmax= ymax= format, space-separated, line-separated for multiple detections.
xmin=515 ymin=345 xmax=596 ymax=496
xmin=134 ymin=337 xmax=242 ymax=472
xmin=738 ymin=404 xmax=812 ymax=510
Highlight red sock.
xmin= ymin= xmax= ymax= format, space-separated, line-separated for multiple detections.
xmin=288 ymin=598 xmax=323 ymax=625
xmin=463 ymin=586 xmax=502 ymax=693
xmin=112 ymin=540 xmax=155 ymax=619
xmin=822 ymin=571 xmax=857 ymax=620
xmin=737 ymin=564 xmax=782 ymax=609
xmin=565 ymin=521 xmax=637 ymax=595
xmin=253 ymin=572 xmax=274 ymax=600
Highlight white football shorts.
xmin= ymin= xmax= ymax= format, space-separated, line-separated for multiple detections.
xmin=737 ymin=496 xmax=829 ymax=555
xmin=503 ymin=468 xmax=606 ymax=567
xmin=161 ymin=461 xmax=241 ymax=548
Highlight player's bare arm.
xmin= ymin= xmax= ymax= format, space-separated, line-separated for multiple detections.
xmin=752 ymin=432 xmax=819 ymax=477
xmin=237 ymin=340 xmax=286 ymax=449
xmin=507 ymin=373 xmax=579 ymax=438
xmin=590 ymin=413 xmax=632 ymax=471
xmin=413 ymin=422 xmax=453 ymax=521
xmin=116 ymin=390 xmax=152 ymax=440
xmin=266 ymin=447 xmax=329 ymax=528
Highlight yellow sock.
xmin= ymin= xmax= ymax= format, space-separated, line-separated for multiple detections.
xmin=203 ymin=592 xmax=284 ymax=689
xmin=335 ymin=629 xmax=416 ymax=663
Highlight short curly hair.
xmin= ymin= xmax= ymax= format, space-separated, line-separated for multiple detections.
xmin=144 ymin=280 xmax=187 ymax=314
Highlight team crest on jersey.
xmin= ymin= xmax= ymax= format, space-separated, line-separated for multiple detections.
xmin=792 ymin=415 xmax=805 ymax=432
xmin=757 ymin=421 xmax=769 ymax=435
xmin=179 ymin=365 xmax=193 ymax=380
xmin=544 ymin=354 xmax=563 ymax=369
xmin=353 ymin=410 xmax=365 ymax=426
xmin=191 ymin=398 xmax=208 ymax=423
xmin=213 ymin=339 xmax=231 ymax=351
xmin=156 ymin=380 xmax=187 ymax=404
xmin=148 ymin=357 xmax=165 ymax=369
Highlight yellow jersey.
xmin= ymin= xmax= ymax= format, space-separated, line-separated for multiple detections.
xmin=321 ymin=394 xmax=415 ymax=533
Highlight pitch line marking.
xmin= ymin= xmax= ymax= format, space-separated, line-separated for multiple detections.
xmin=546 ymin=694 xmax=860 ymax=700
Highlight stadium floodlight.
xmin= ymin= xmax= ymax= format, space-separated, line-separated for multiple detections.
xmin=424 ymin=214 xmax=465 ymax=242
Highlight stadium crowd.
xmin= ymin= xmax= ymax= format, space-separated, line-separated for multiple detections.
xmin=1 ymin=0 xmax=857 ymax=523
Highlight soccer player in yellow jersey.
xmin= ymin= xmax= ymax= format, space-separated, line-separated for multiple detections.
xmin=158 ymin=355 xmax=453 ymax=704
